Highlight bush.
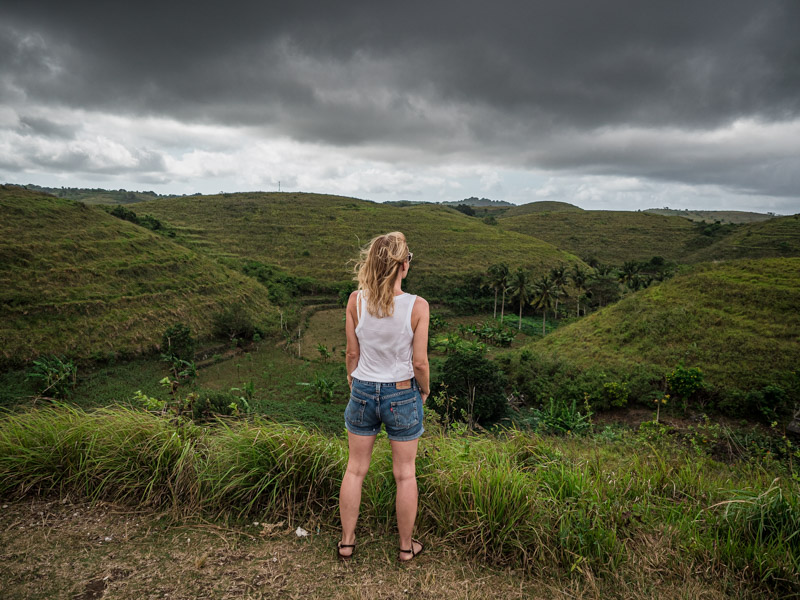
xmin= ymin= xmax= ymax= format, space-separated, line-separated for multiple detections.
xmin=161 ymin=323 xmax=196 ymax=362
xmin=430 ymin=346 xmax=508 ymax=426
xmin=666 ymin=364 xmax=705 ymax=404
xmin=26 ymin=355 xmax=77 ymax=400
xmin=191 ymin=390 xmax=243 ymax=422
xmin=521 ymin=396 xmax=593 ymax=436
xmin=212 ymin=303 xmax=260 ymax=343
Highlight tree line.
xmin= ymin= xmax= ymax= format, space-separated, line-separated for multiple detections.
xmin=484 ymin=256 xmax=673 ymax=333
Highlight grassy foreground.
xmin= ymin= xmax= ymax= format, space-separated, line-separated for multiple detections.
xmin=0 ymin=406 xmax=797 ymax=597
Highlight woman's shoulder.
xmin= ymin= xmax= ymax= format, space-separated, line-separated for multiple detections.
xmin=411 ymin=295 xmax=429 ymax=311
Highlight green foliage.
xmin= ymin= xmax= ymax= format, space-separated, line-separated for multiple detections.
xmin=429 ymin=312 xmax=449 ymax=332
xmin=212 ymin=303 xmax=261 ymax=344
xmin=106 ymin=204 xmax=166 ymax=233
xmin=308 ymin=374 xmax=337 ymax=404
xmin=520 ymin=396 xmax=593 ymax=435
xmin=666 ymin=364 xmax=705 ymax=405
xmin=459 ymin=320 xmax=516 ymax=347
xmin=431 ymin=346 xmax=508 ymax=426
xmin=719 ymin=382 xmax=796 ymax=423
xmin=602 ymin=380 xmax=629 ymax=408
xmin=316 ymin=343 xmax=331 ymax=361
xmin=26 ymin=355 xmax=77 ymax=400
xmin=191 ymin=390 xmax=245 ymax=422
xmin=161 ymin=323 xmax=196 ymax=362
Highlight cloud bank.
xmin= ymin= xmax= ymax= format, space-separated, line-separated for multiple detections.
xmin=1 ymin=1 xmax=799 ymax=211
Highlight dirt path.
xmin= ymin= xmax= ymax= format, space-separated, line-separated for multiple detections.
xmin=1 ymin=498 xmax=538 ymax=600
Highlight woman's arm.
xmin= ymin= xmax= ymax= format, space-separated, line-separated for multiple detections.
xmin=345 ymin=290 xmax=361 ymax=388
xmin=410 ymin=297 xmax=430 ymax=402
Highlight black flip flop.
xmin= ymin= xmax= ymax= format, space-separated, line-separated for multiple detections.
xmin=337 ymin=541 xmax=356 ymax=561
xmin=398 ymin=539 xmax=424 ymax=563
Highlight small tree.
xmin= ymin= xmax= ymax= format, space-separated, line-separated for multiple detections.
xmin=161 ymin=323 xmax=196 ymax=362
xmin=486 ymin=263 xmax=509 ymax=320
xmin=531 ymin=274 xmax=560 ymax=335
xmin=570 ymin=265 xmax=589 ymax=316
xmin=432 ymin=345 xmax=507 ymax=428
xmin=506 ymin=268 xmax=532 ymax=330
xmin=548 ymin=265 xmax=568 ymax=318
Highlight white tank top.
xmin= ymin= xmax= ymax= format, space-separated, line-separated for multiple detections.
xmin=350 ymin=291 xmax=417 ymax=383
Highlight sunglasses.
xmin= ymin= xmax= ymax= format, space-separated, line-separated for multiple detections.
xmin=407 ymin=251 xmax=413 ymax=263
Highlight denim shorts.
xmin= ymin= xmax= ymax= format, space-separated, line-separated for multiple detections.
xmin=345 ymin=378 xmax=424 ymax=441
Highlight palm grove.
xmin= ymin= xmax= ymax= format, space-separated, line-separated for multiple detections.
xmin=484 ymin=256 xmax=671 ymax=333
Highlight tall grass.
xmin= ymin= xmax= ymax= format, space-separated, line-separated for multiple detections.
xmin=0 ymin=406 xmax=798 ymax=595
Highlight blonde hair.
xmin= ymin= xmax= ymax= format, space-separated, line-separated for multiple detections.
xmin=353 ymin=231 xmax=409 ymax=318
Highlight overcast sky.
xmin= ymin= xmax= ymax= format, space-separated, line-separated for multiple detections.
xmin=2 ymin=1 xmax=799 ymax=213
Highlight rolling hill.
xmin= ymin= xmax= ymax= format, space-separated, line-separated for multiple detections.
xmin=132 ymin=192 xmax=585 ymax=293
xmin=644 ymin=208 xmax=777 ymax=224
xmin=0 ymin=186 xmax=278 ymax=367
xmin=684 ymin=214 xmax=800 ymax=262
xmin=497 ymin=210 xmax=700 ymax=264
xmin=501 ymin=201 xmax=584 ymax=217
xmin=530 ymin=257 xmax=800 ymax=394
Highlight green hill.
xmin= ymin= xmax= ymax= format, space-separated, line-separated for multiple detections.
xmin=502 ymin=201 xmax=583 ymax=217
xmin=0 ymin=186 xmax=278 ymax=368
xmin=133 ymin=192 xmax=585 ymax=293
xmin=22 ymin=184 xmax=161 ymax=205
xmin=644 ymin=208 xmax=776 ymax=224
xmin=497 ymin=210 xmax=699 ymax=264
xmin=531 ymin=257 xmax=800 ymax=395
xmin=685 ymin=214 xmax=800 ymax=262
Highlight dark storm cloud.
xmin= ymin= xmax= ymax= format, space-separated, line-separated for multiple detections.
xmin=17 ymin=116 xmax=77 ymax=139
xmin=1 ymin=1 xmax=799 ymax=197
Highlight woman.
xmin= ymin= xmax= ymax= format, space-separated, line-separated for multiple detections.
xmin=338 ymin=231 xmax=430 ymax=563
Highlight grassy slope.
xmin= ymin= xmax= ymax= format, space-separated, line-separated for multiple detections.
xmin=134 ymin=192 xmax=584 ymax=286
xmin=502 ymin=201 xmax=584 ymax=217
xmin=532 ymin=258 xmax=800 ymax=392
xmin=685 ymin=214 xmax=800 ymax=262
xmin=0 ymin=187 xmax=277 ymax=366
xmin=644 ymin=208 xmax=776 ymax=224
xmin=498 ymin=210 xmax=699 ymax=264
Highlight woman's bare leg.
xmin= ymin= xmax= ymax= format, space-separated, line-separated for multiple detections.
xmin=390 ymin=437 xmax=421 ymax=560
xmin=339 ymin=432 xmax=377 ymax=556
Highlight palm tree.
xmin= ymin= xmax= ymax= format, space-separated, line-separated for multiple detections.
xmin=619 ymin=260 xmax=640 ymax=286
xmin=532 ymin=274 xmax=560 ymax=335
xmin=506 ymin=268 xmax=532 ymax=330
xmin=570 ymin=265 xmax=589 ymax=317
xmin=549 ymin=264 xmax=568 ymax=319
xmin=486 ymin=263 xmax=509 ymax=320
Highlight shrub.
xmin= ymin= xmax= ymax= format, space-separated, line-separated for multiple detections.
xmin=430 ymin=346 xmax=508 ymax=426
xmin=161 ymin=323 xmax=196 ymax=362
xmin=212 ymin=303 xmax=260 ymax=343
xmin=523 ymin=396 xmax=593 ymax=436
xmin=26 ymin=355 xmax=77 ymax=400
xmin=191 ymin=390 xmax=242 ymax=422
xmin=602 ymin=381 xmax=629 ymax=408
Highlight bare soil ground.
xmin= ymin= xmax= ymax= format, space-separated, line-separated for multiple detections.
xmin=1 ymin=497 xmax=738 ymax=600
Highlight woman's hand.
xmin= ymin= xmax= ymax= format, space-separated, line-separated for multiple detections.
xmin=421 ymin=391 xmax=429 ymax=404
